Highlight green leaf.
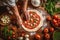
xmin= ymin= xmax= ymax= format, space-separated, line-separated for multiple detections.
xmin=8 ymin=30 xmax=13 ymax=36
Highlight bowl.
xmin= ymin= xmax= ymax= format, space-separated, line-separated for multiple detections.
xmin=53 ymin=30 xmax=60 ymax=40
xmin=51 ymin=13 xmax=60 ymax=30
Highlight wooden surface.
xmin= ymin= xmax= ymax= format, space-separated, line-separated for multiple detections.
xmin=0 ymin=0 xmax=59 ymax=40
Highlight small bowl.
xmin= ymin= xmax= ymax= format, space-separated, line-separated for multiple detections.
xmin=31 ymin=0 xmax=41 ymax=7
xmin=53 ymin=30 xmax=60 ymax=40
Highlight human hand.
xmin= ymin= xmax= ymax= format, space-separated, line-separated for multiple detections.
xmin=24 ymin=11 xmax=30 ymax=20
xmin=17 ymin=16 xmax=23 ymax=26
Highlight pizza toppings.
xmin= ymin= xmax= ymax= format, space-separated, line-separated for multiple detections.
xmin=23 ymin=11 xmax=40 ymax=29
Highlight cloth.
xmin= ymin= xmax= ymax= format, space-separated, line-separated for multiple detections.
xmin=0 ymin=0 xmax=18 ymax=6
xmin=0 ymin=6 xmax=8 ymax=14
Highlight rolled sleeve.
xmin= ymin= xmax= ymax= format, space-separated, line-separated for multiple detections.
xmin=7 ymin=0 xmax=16 ymax=6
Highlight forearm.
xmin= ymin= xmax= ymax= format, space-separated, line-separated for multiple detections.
xmin=11 ymin=5 xmax=22 ymax=25
xmin=23 ymin=0 xmax=28 ymax=12
xmin=11 ymin=6 xmax=21 ymax=19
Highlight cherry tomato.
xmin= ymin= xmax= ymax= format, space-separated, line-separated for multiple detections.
xmin=50 ymin=27 xmax=54 ymax=32
xmin=12 ymin=35 xmax=16 ymax=38
xmin=53 ymin=15 xmax=58 ymax=19
xmin=58 ymin=20 xmax=60 ymax=26
xmin=12 ymin=27 xmax=17 ymax=31
xmin=53 ymin=19 xmax=57 ymax=24
xmin=35 ymin=34 xmax=41 ymax=39
xmin=55 ymin=23 xmax=59 ymax=26
xmin=22 ymin=33 xmax=25 ymax=36
xmin=12 ymin=32 xmax=15 ymax=35
xmin=44 ymin=28 xmax=49 ymax=33
xmin=26 ymin=25 xmax=32 ymax=29
xmin=8 ymin=36 xmax=11 ymax=39
xmin=46 ymin=16 xmax=52 ymax=21
xmin=58 ymin=18 xmax=60 ymax=20
xmin=45 ymin=33 xmax=50 ymax=39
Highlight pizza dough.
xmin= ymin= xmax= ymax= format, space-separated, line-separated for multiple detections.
xmin=22 ymin=9 xmax=44 ymax=32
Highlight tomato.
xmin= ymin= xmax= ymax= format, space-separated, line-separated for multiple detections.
xmin=8 ymin=36 xmax=11 ymax=39
xmin=45 ymin=33 xmax=50 ymax=39
xmin=12 ymin=32 xmax=15 ymax=35
xmin=35 ymin=23 xmax=38 ymax=26
xmin=36 ymin=18 xmax=39 ymax=21
xmin=53 ymin=19 xmax=57 ymax=24
xmin=26 ymin=25 xmax=32 ymax=29
xmin=50 ymin=27 xmax=54 ymax=32
xmin=53 ymin=15 xmax=58 ymax=19
xmin=22 ymin=33 xmax=25 ymax=36
xmin=12 ymin=27 xmax=17 ymax=31
xmin=55 ymin=23 xmax=59 ymax=26
xmin=46 ymin=16 xmax=52 ymax=21
xmin=58 ymin=18 xmax=60 ymax=20
xmin=12 ymin=35 xmax=16 ymax=38
xmin=35 ymin=34 xmax=41 ymax=39
xmin=44 ymin=28 xmax=49 ymax=33
xmin=32 ymin=15 xmax=36 ymax=18
xmin=58 ymin=19 xmax=60 ymax=26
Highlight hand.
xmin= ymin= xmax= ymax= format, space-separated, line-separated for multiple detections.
xmin=25 ymin=11 xmax=30 ymax=20
xmin=17 ymin=17 xmax=23 ymax=26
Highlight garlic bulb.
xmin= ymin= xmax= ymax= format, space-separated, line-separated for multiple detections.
xmin=1 ymin=15 xmax=10 ymax=24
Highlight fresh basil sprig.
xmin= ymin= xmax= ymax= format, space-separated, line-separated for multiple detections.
xmin=45 ymin=0 xmax=60 ymax=15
